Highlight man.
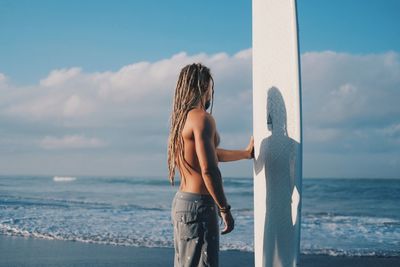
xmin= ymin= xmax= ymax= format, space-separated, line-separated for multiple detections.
xmin=168 ymin=63 xmax=254 ymax=266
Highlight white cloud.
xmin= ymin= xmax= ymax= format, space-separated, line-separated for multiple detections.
xmin=0 ymin=49 xmax=253 ymax=128
xmin=40 ymin=67 xmax=82 ymax=87
xmin=304 ymin=127 xmax=342 ymax=143
xmin=5 ymin=91 xmax=97 ymax=120
xmin=376 ymin=123 xmax=400 ymax=146
xmin=302 ymin=50 xmax=400 ymax=126
xmin=0 ymin=73 xmax=9 ymax=93
xmin=0 ymin=73 xmax=7 ymax=83
xmin=63 ymin=94 xmax=96 ymax=117
xmin=379 ymin=123 xmax=400 ymax=137
xmin=39 ymin=135 xmax=107 ymax=150
xmin=1 ymin=48 xmax=399 ymax=177
xmin=301 ymin=50 xmax=400 ymax=156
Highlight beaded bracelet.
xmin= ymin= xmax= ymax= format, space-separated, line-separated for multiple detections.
xmin=218 ymin=204 xmax=231 ymax=213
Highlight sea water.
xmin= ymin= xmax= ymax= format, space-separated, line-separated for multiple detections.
xmin=0 ymin=175 xmax=399 ymax=256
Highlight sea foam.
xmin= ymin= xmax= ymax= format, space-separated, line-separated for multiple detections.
xmin=53 ymin=176 xmax=77 ymax=182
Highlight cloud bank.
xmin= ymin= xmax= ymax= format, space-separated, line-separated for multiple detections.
xmin=0 ymin=49 xmax=399 ymax=178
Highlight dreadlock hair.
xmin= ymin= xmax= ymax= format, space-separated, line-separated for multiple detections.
xmin=167 ymin=63 xmax=214 ymax=186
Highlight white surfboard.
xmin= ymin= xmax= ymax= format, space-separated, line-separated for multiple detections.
xmin=252 ymin=0 xmax=303 ymax=266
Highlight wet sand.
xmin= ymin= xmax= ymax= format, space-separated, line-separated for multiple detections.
xmin=1 ymin=234 xmax=399 ymax=267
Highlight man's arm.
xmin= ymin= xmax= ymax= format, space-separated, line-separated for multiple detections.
xmin=216 ymin=148 xmax=250 ymax=162
xmin=193 ymin=112 xmax=229 ymax=210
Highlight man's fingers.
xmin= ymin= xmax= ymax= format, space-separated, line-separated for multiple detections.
xmin=220 ymin=222 xmax=234 ymax=235
xmin=221 ymin=228 xmax=230 ymax=235
xmin=221 ymin=226 xmax=233 ymax=235
xmin=221 ymin=226 xmax=228 ymax=235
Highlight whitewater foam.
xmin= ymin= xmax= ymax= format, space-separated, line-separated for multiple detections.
xmin=53 ymin=176 xmax=76 ymax=182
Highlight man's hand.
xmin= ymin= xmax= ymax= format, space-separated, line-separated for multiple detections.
xmin=219 ymin=210 xmax=235 ymax=235
xmin=246 ymin=136 xmax=254 ymax=159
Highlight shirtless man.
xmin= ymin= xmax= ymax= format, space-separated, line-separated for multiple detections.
xmin=168 ymin=63 xmax=254 ymax=266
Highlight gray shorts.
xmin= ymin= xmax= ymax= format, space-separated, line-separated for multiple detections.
xmin=171 ymin=190 xmax=220 ymax=267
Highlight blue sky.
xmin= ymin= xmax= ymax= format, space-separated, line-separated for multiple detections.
xmin=2 ymin=0 xmax=399 ymax=84
xmin=0 ymin=0 xmax=399 ymax=178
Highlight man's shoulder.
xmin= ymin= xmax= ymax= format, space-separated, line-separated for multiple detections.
xmin=188 ymin=108 xmax=214 ymax=119
xmin=188 ymin=108 xmax=215 ymax=128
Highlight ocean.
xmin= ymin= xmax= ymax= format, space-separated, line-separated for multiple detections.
xmin=0 ymin=175 xmax=399 ymax=257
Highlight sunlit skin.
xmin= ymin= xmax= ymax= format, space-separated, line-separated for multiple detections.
xmin=177 ymin=81 xmax=254 ymax=234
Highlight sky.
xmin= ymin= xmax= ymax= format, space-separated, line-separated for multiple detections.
xmin=0 ymin=0 xmax=399 ymax=179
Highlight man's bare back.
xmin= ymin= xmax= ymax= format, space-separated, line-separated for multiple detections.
xmin=177 ymin=107 xmax=220 ymax=195
xmin=168 ymin=63 xmax=254 ymax=238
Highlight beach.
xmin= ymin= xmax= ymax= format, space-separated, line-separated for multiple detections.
xmin=1 ymin=234 xmax=399 ymax=267
xmin=1 ymin=176 xmax=399 ymax=266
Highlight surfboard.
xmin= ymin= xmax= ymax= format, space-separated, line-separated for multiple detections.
xmin=252 ymin=0 xmax=303 ymax=266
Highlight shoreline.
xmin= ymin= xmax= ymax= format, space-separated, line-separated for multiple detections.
xmin=1 ymin=234 xmax=399 ymax=267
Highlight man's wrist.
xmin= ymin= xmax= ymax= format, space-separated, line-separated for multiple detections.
xmin=241 ymin=150 xmax=249 ymax=159
xmin=218 ymin=204 xmax=231 ymax=213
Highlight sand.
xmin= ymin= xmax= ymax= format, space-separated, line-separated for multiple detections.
xmin=1 ymin=234 xmax=399 ymax=267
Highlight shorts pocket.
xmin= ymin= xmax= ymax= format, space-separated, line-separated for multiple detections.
xmin=175 ymin=211 xmax=203 ymax=241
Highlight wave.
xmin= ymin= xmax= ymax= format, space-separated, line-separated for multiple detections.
xmin=53 ymin=176 xmax=76 ymax=182
xmin=100 ymin=178 xmax=170 ymax=187
xmin=1 ymin=223 xmax=399 ymax=257
xmin=0 ymin=195 xmax=166 ymax=211
xmin=301 ymin=248 xmax=400 ymax=257
xmin=2 ymin=176 xmax=399 ymax=258
xmin=98 ymin=177 xmax=253 ymax=187
xmin=303 ymin=213 xmax=400 ymax=225
xmin=0 ymin=223 xmax=174 ymax=249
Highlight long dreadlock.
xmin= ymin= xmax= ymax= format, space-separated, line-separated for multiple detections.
xmin=167 ymin=63 xmax=214 ymax=186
